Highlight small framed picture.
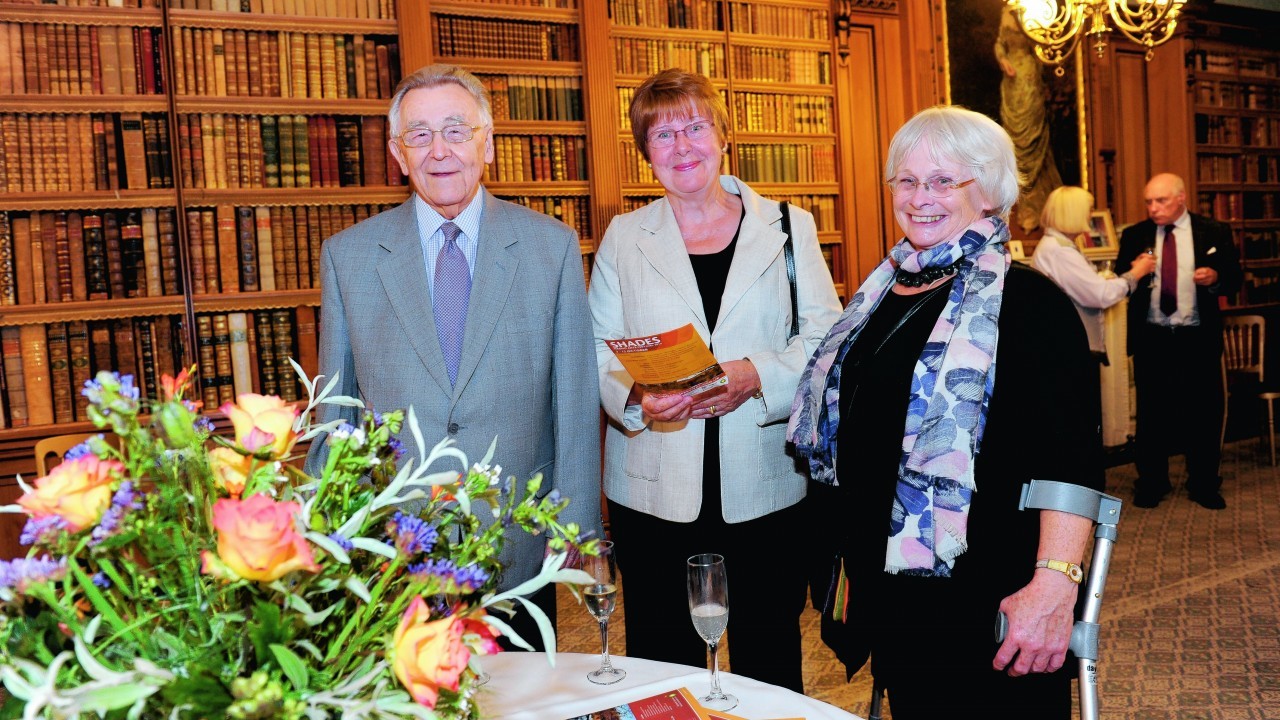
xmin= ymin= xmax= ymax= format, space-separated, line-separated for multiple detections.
xmin=1078 ymin=210 xmax=1119 ymax=260
xmin=1006 ymin=239 xmax=1025 ymax=261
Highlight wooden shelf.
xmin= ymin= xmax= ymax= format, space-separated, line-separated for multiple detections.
xmin=492 ymin=120 xmax=588 ymax=135
xmin=167 ymin=8 xmax=397 ymax=33
xmin=181 ymin=186 xmax=410 ymax=206
xmin=0 ymin=4 xmax=161 ymax=26
xmin=727 ymin=32 xmax=831 ymax=51
xmin=431 ymin=56 xmax=582 ymax=75
xmin=174 ymin=97 xmax=391 ymax=115
xmin=0 ymin=190 xmax=177 ymax=212
xmin=488 ymin=182 xmax=591 ymax=195
xmin=0 ymin=95 xmax=170 ymax=114
xmin=747 ymin=182 xmax=840 ymax=195
xmin=611 ymin=25 xmax=725 ymax=42
xmin=729 ymin=81 xmax=835 ymax=95
xmin=192 ymin=289 xmax=320 ymax=313
xmin=0 ymin=296 xmax=187 ymax=328
xmin=430 ymin=1 xmax=577 ymax=23
xmin=733 ymin=132 xmax=838 ymax=143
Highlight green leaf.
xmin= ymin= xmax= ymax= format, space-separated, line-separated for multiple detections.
xmin=159 ymin=672 xmax=233 ymax=714
xmin=248 ymin=601 xmax=284 ymax=664
xmin=270 ymin=643 xmax=310 ymax=692
xmin=71 ymin=681 xmax=162 ymax=712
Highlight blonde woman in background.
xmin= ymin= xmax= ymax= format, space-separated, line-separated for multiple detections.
xmin=1031 ymin=186 xmax=1155 ymax=363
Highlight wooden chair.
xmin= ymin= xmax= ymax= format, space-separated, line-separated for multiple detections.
xmin=1222 ymin=314 xmax=1280 ymax=465
xmin=33 ymin=432 xmax=119 ymax=476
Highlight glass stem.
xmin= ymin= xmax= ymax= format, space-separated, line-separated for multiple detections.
xmin=708 ymin=640 xmax=723 ymax=696
xmin=598 ymin=619 xmax=614 ymax=671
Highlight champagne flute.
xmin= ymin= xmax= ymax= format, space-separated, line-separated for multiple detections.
xmin=687 ymin=553 xmax=737 ymax=712
xmin=583 ymin=540 xmax=625 ymax=685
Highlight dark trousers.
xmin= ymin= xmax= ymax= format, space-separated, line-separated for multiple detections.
xmin=496 ymin=583 xmax=557 ymax=653
xmin=607 ymin=498 xmax=808 ymax=694
xmin=1133 ymin=323 xmax=1225 ymax=496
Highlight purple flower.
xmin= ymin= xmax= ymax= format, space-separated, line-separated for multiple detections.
xmin=64 ymin=435 xmax=105 ymax=462
xmin=90 ymin=481 xmax=145 ymax=546
xmin=387 ymin=437 xmax=406 ymax=460
xmin=193 ymin=415 xmax=216 ymax=434
xmin=385 ymin=512 xmax=437 ymax=556
xmin=327 ymin=533 xmax=355 ymax=553
xmin=407 ymin=559 xmax=490 ymax=593
xmin=0 ymin=555 xmax=68 ymax=593
xmin=20 ymin=515 xmax=69 ymax=546
xmin=92 ymin=572 xmax=111 ymax=589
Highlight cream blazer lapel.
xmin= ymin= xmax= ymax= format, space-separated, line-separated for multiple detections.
xmin=635 ymin=200 xmax=709 ymax=335
xmin=716 ymin=181 xmax=786 ymax=334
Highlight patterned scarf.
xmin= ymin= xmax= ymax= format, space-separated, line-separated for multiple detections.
xmin=787 ymin=216 xmax=1010 ymax=576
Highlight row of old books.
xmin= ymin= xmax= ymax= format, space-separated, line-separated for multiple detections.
xmin=185 ymin=202 xmax=395 ymax=294
xmin=0 ymin=316 xmax=183 ymax=429
xmin=733 ymin=92 xmax=833 ymax=134
xmin=0 ymin=23 xmax=165 ymax=96
xmin=736 ymin=143 xmax=837 ymax=184
xmin=482 ymin=0 xmax=576 ymax=7
xmin=194 ymin=309 xmax=310 ymax=409
xmin=498 ymin=195 xmax=589 ymax=240
xmin=483 ymin=135 xmax=588 ymax=184
xmin=430 ymin=15 xmax=580 ymax=62
xmin=0 ymin=112 xmax=173 ymax=193
xmin=176 ymin=113 xmax=402 ymax=189
xmin=609 ymin=0 xmax=722 ymax=30
xmin=1 ymin=209 xmax=182 ymax=306
xmin=171 ymin=29 xmax=400 ymax=100
xmin=731 ymin=46 xmax=831 ymax=85
xmin=725 ymin=2 xmax=830 ymax=39
xmin=612 ymin=38 xmax=727 ymax=78
xmin=480 ymin=74 xmax=583 ymax=123
xmin=766 ymin=193 xmax=837 ymax=232
xmin=166 ymin=0 xmax=395 ymax=19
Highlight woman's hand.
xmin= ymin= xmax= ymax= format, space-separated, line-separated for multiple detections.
xmin=992 ymin=572 xmax=1079 ymax=676
xmin=1128 ymin=252 xmax=1156 ymax=279
xmin=639 ymin=392 xmax=694 ymax=423
xmin=689 ymin=359 xmax=762 ymax=420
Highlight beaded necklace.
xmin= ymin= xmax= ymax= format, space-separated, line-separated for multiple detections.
xmin=895 ymin=257 xmax=964 ymax=288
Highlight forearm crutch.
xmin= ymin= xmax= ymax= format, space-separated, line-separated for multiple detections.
xmin=995 ymin=479 xmax=1123 ymax=720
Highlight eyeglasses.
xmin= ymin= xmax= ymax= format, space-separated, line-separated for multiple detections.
xmin=886 ymin=176 xmax=978 ymax=198
xmin=397 ymin=123 xmax=485 ymax=148
xmin=647 ymin=121 xmax=715 ymax=148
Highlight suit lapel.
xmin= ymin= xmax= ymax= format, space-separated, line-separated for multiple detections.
xmin=452 ymin=191 xmax=518 ymax=396
xmin=636 ymin=199 xmax=709 ymax=333
xmin=718 ymin=186 xmax=784 ymax=333
xmin=376 ymin=200 xmax=454 ymax=395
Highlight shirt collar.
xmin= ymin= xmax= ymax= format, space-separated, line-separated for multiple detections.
xmin=413 ymin=191 xmax=485 ymax=244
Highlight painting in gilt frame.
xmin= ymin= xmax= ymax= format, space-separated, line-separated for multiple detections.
xmin=1078 ymin=210 xmax=1119 ymax=260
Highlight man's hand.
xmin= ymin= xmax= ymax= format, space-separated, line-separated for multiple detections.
xmin=1193 ymin=266 xmax=1219 ymax=286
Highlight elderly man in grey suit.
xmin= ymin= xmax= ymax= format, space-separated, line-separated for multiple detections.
xmin=304 ymin=64 xmax=602 ymax=650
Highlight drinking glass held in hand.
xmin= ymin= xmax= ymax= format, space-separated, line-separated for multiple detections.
xmin=582 ymin=540 xmax=625 ymax=685
xmin=687 ymin=553 xmax=737 ymax=712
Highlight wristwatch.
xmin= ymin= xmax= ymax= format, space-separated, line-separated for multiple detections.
xmin=1035 ymin=558 xmax=1083 ymax=584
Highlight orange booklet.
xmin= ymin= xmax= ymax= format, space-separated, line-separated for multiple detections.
xmin=564 ymin=687 xmax=751 ymax=720
xmin=604 ymin=323 xmax=728 ymax=396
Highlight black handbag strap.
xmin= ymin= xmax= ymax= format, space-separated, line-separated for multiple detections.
xmin=780 ymin=201 xmax=799 ymax=340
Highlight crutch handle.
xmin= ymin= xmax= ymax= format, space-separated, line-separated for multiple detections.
xmin=994 ymin=611 xmax=1100 ymax=661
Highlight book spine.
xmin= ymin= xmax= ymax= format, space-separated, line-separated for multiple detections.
xmin=186 ymin=209 xmax=206 ymax=295
xmin=158 ymin=207 xmax=179 ymax=295
xmin=68 ymin=320 xmax=91 ymax=420
xmin=2 ymin=326 xmax=28 ymax=428
xmin=254 ymin=310 xmax=277 ymax=396
xmin=211 ymin=313 xmax=234 ymax=405
xmin=120 ymin=210 xmax=145 ymax=297
xmin=217 ymin=204 xmax=239 ymax=292
xmin=141 ymin=207 xmax=162 ymax=297
xmin=271 ymin=309 xmax=297 ymax=401
xmin=236 ymin=205 xmax=259 ymax=292
xmin=104 ymin=212 xmax=125 ymax=299
xmin=196 ymin=314 xmax=218 ymax=408
xmin=19 ymin=323 xmax=53 ymax=426
xmin=228 ymin=311 xmax=253 ymax=396
xmin=0 ymin=211 xmax=14 ymax=306
xmin=254 ymin=206 xmax=276 ymax=291
xmin=46 ymin=321 xmax=73 ymax=424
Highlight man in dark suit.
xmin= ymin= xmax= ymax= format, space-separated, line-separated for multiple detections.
xmin=304 ymin=64 xmax=602 ymax=648
xmin=1116 ymin=172 xmax=1241 ymax=509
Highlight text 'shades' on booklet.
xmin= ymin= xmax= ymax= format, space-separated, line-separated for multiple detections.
xmin=605 ymin=323 xmax=727 ymax=396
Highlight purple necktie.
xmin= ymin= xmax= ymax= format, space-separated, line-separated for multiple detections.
xmin=1160 ymin=224 xmax=1178 ymax=317
xmin=434 ymin=222 xmax=470 ymax=385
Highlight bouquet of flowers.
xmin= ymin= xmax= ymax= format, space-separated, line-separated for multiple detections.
xmin=0 ymin=366 xmax=597 ymax=719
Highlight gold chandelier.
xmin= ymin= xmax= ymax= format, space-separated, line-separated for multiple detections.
xmin=1007 ymin=0 xmax=1188 ymax=74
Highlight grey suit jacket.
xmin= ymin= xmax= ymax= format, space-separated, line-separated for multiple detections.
xmin=305 ymin=189 xmax=602 ymax=589
xmin=590 ymin=176 xmax=843 ymax=523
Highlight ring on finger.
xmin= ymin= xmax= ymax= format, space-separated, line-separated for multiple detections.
xmin=710 ymin=405 xmax=717 ymax=415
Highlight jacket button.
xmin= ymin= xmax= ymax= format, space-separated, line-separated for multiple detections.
xmin=447 ymin=422 xmax=460 ymax=435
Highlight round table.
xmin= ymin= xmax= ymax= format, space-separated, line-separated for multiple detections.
xmin=475 ymin=651 xmax=865 ymax=719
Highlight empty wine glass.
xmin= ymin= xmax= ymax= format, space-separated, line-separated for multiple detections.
xmin=583 ymin=540 xmax=624 ymax=685
xmin=687 ymin=553 xmax=737 ymax=712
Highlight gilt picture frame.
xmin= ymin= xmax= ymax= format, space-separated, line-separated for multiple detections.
xmin=1078 ymin=210 xmax=1119 ymax=260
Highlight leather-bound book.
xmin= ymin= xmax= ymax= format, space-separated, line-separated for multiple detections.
xmin=138 ymin=26 xmax=155 ymax=94
xmin=1 ymin=115 xmax=19 ymax=192
xmin=117 ymin=26 xmax=137 ymax=95
xmin=277 ymin=205 xmax=297 ymax=290
xmin=170 ymin=25 xmax=186 ymax=94
xmin=189 ymin=115 xmax=206 ymax=188
xmin=177 ymin=113 xmax=193 ymax=188
xmin=351 ymin=34 xmax=366 ymax=99
xmin=67 ymin=211 xmax=87 ymax=301
xmin=211 ymin=113 xmax=227 ymax=188
xmin=154 ymin=315 xmax=178 ymax=384
xmin=68 ymin=320 xmax=91 ymax=420
xmin=265 ymin=33 xmax=281 ymax=97
xmin=195 ymin=315 xmax=218 ymax=409
xmin=0 ymin=22 xmax=13 ymax=93
xmin=141 ymin=114 xmax=163 ymax=188
xmin=100 ymin=211 xmax=124 ymax=299
xmin=211 ymin=29 xmax=227 ymax=96
xmin=27 ymin=24 xmax=44 ymax=93
xmin=180 ymin=27 xmax=196 ymax=95
xmin=319 ymin=33 xmax=337 ymax=99
xmin=304 ymin=33 xmax=321 ymax=99
xmin=261 ymin=114 xmax=280 ymax=188
xmin=201 ymin=209 xmax=219 ymax=292
xmin=386 ymin=41 xmax=399 ymax=91
xmin=211 ymin=313 xmax=234 ymax=405
xmin=89 ymin=114 xmax=108 ymax=189
xmin=254 ymin=206 xmax=275 ymax=291
xmin=120 ymin=210 xmax=145 ymax=298
xmin=133 ymin=316 xmax=156 ymax=401
xmin=89 ymin=322 xmax=113 ymax=375
xmin=157 ymin=208 xmax=179 ymax=295
xmin=224 ymin=114 xmax=240 ymax=188
xmin=298 ymin=206 xmax=316 ymax=288
xmin=216 ymin=205 xmax=239 ymax=292
xmin=7 ymin=24 xmax=23 ymax=94
xmin=334 ymin=35 xmax=348 ymax=99
xmin=270 ymin=309 xmax=297 ymax=401
xmin=269 ymin=206 xmax=288 ymax=289
xmin=76 ymin=115 xmax=96 ymax=190
xmin=360 ymin=116 xmax=384 ymax=186
xmin=103 ymin=112 xmax=121 ymax=190
xmin=289 ymin=32 xmax=306 ymax=99
xmin=48 ymin=24 xmax=65 ymax=95
xmin=0 ymin=212 xmax=14 ymax=306
xmin=236 ymin=206 xmax=258 ymax=292
xmin=293 ymin=114 xmax=311 ymax=187
xmin=27 ymin=212 xmax=47 ymax=303
xmin=306 ymin=116 xmax=323 ymax=186
xmin=294 ymin=305 xmax=318 ymax=383
xmin=19 ymin=324 xmax=53 ymax=426
xmin=244 ymin=310 xmax=261 ymax=393
xmin=78 ymin=25 xmax=93 ymax=94
xmin=246 ymin=31 xmax=261 ymax=97
xmin=323 ymin=116 xmax=339 ymax=187
xmin=156 ymin=116 xmax=172 ymax=188
xmin=185 ymin=209 xmax=206 ymax=295
xmin=375 ymin=43 xmax=390 ymax=99
xmin=317 ymin=206 xmax=333 ymax=252
xmin=84 ymin=213 xmax=108 ymax=300
xmin=255 ymin=311 xmax=278 ymax=397
xmin=46 ymin=321 xmax=73 ymax=424
xmin=335 ymin=117 xmax=361 ymax=186
xmin=2 ymin=327 xmax=27 ymax=427
xmin=63 ymin=115 xmax=82 ymax=190
xmin=41 ymin=211 xmax=59 ymax=302
xmin=14 ymin=114 xmax=32 ymax=193
xmin=228 ymin=312 xmax=253 ymax=396
xmin=51 ymin=212 xmax=73 ymax=302
xmin=278 ymin=114 xmax=295 ymax=187
xmin=234 ymin=30 xmax=250 ymax=96
xmin=97 ymin=23 xmax=120 ymax=95
xmin=247 ymin=115 xmax=263 ymax=187
xmin=361 ymin=38 xmax=376 ymax=100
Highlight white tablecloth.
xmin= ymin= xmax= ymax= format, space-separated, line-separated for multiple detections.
xmin=476 ymin=651 xmax=864 ymax=719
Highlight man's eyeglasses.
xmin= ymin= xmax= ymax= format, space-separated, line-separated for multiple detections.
xmin=647 ymin=121 xmax=715 ymax=148
xmin=397 ymin=123 xmax=485 ymax=148
xmin=886 ymin=176 xmax=978 ymax=198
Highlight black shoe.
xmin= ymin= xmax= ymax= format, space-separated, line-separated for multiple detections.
xmin=1188 ymin=490 xmax=1226 ymax=510
xmin=1133 ymin=485 xmax=1172 ymax=509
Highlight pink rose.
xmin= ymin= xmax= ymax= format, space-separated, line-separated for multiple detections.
xmin=18 ymin=456 xmax=120 ymax=532
xmin=220 ymin=394 xmax=299 ymax=459
xmin=391 ymin=597 xmax=472 ymax=708
xmin=208 ymin=447 xmax=253 ymax=497
xmin=201 ymin=494 xmax=318 ymax=582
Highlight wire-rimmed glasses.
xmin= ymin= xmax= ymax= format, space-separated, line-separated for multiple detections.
xmin=397 ymin=123 xmax=484 ymax=148
xmin=647 ymin=121 xmax=715 ymax=148
xmin=886 ymin=175 xmax=978 ymax=198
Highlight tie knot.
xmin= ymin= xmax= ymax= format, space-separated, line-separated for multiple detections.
xmin=1164 ymin=224 xmax=1177 ymax=238
xmin=441 ymin=221 xmax=462 ymax=245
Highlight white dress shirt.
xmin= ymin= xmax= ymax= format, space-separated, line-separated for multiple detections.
xmin=414 ymin=192 xmax=483 ymax=299
xmin=1031 ymin=227 xmax=1131 ymax=353
xmin=1149 ymin=210 xmax=1199 ymax=327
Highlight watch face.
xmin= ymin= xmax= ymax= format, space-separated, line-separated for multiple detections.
xmin=1068 ymin=565 xmax=1084 ymax=583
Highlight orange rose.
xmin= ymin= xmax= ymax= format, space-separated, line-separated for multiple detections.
xmin=201 ymin=494 xmax=319 ymax=583
xmin=18 ymin=455 xmax=120 ymax=532
xmin=391 ymin=597 xmax=471 ymax=708
xmin=220 ymin=394 xmax=299 ymax=459
xmin=208 ymin=447 xmax=253 ymax=497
